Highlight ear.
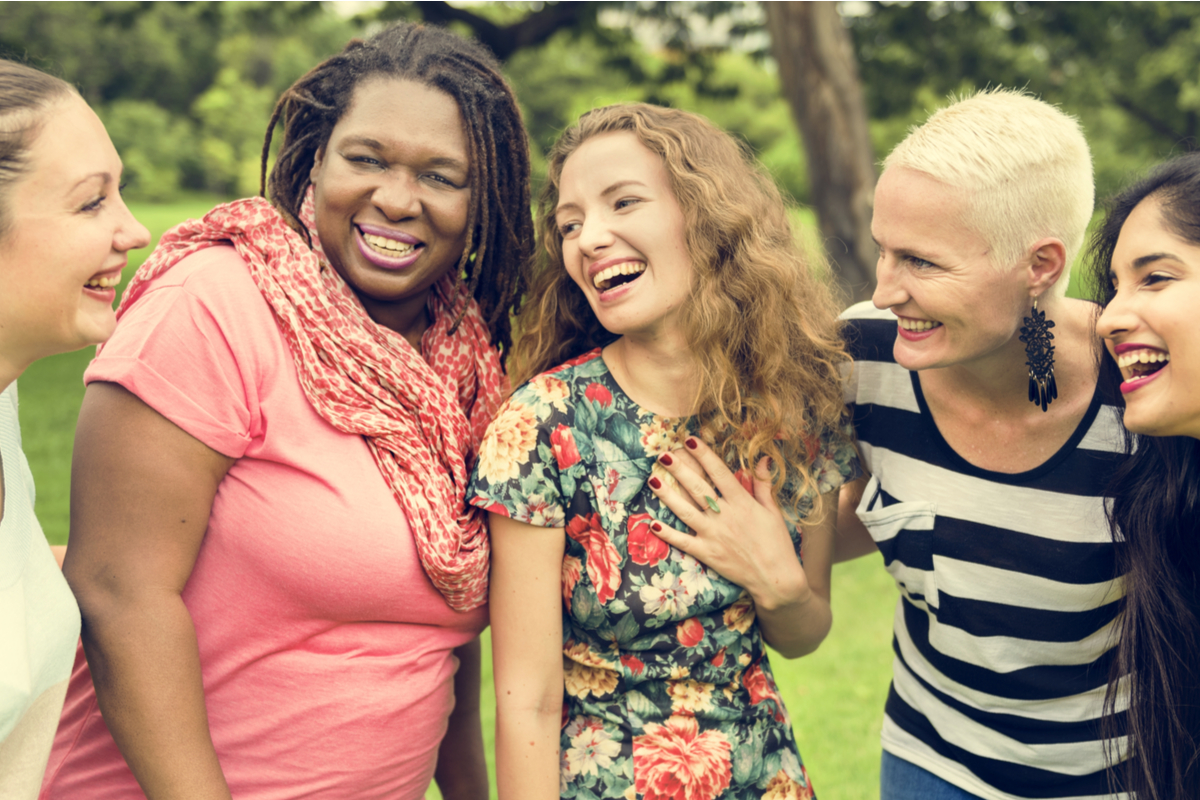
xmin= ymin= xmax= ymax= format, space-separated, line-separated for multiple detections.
xmin=310 ymin=145 xmax=327 ymax=184
xmin=1024 ymin=237 xmax=1068 ymax=297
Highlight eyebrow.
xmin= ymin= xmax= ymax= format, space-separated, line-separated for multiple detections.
xmin=71 ymin=171 xmax=112 ymax=192
xmin=1109 ymin=252 xmax=1181 ymax=281
xmin=556 ymin=179 xmax=649 ymax=216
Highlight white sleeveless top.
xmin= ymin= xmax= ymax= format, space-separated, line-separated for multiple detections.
xmin=0 ymin=382 xmax=80 ymax=799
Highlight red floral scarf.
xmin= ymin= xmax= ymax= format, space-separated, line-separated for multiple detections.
xmin=113 ymin=192 xmax=502 ymax=612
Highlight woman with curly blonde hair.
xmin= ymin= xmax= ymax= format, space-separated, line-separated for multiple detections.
xmin=469 ymin=103 xmax=857 ymax=800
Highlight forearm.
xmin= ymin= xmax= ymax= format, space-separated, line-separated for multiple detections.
xmin=495 ymin=701 xmax=563 ymax=800
xmin=76 ymin=589 xmax=230 ymax=800
xmin=434 ymin=637 xmax=488 ymax=800
xmin=754 ymin=590 xmax=833 ymax=659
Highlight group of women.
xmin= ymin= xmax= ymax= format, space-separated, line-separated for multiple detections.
xmin=1 ymin=18 xmax=1196 ymax=800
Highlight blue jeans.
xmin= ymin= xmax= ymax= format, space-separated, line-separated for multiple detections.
xmin=880 ymin=752 xmax=985 ymax=800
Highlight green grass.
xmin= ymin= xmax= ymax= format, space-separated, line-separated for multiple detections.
xmin=19 ymin=199 xmax=895 ymax=798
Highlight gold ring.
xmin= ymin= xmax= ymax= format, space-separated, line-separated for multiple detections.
xmin=704 ymin=495 xmax=721 ymax=514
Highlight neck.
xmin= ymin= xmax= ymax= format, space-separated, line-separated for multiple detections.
xmin=926 ymin=295 xmax=1091 ymax=413
xmin=359 ymin=289 xmax=433 ymax=352
xmin=604 ymin=329 xmax=697 ymax=417
xmin=0 ymin=347 xmax=29 ymax=397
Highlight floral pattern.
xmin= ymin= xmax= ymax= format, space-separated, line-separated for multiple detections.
xmin=469 ymin=349 xmax=858 ymax=799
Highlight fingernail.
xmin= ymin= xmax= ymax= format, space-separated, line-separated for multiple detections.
xmin=685 ymin=437 xmax=698 ymax=450
xmin=651 ymin=522 xmax=662 ymax=532
xmin=659 ymin=453 xmax=674 ymax=466
xmin=648 ymin=477 xmax=662 ymax=490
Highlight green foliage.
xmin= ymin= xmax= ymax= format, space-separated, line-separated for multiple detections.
xmin=0 ymin=2 xmax=354 ymax=200
xmin=846 ymin=1 xmax=1200 ymax=198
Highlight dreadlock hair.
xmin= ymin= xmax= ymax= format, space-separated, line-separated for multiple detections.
xmin=260 ymin=22 xmax=532 ymax=356
xmin=512 ymin=103 xmax=851 ymax=513
xmin=1089 ymin=153 xmax=1200 ymax=800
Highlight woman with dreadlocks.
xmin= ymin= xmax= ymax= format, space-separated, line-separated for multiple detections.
xmin=40 ymin=23 xmax=531 ymax=800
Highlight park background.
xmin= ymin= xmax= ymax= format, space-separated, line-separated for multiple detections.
xmin=5 ymin=2 xmax=1200 ymax=797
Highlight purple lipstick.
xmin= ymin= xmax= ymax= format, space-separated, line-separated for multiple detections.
xmin=355 ymin=223 xmax=423 ymax=270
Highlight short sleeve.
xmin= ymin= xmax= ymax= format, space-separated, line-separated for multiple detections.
xmin=84 ymin=247 xmax=269 ymax=459
xmin=811 ymin=421 xmax=860 ymax=496
xmin=468 ymin=379 xmax=570 ymax=529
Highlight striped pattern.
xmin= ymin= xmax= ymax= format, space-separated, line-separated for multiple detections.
xmin=843 ymin=303 xmax=1129 ymax=800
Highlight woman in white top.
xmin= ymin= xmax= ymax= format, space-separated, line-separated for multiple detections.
xmin=0 ymin=59 xmax=148 ymax=798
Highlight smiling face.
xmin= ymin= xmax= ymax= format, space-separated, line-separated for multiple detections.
xmin=1098 ymin=197 xmax=1200 ymax=439
xmin=871 ymin=167 xmax=1032 ymax=372
xmin=554 ymin=131 xmax=692 ymax=342
xmin=309 ymin=78 xmax=470 ymax=338
xmin=0 ymin=94 xmax=149 ymax=374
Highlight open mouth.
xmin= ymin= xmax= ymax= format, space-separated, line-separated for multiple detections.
xmin=897 ymin=317 xmax=941 ymax=332
xmin=1116 ymin=348 xmax=1170 ymax=381
xmin=593 ymin=261 xmax=646 ymax=292
xmin=85 ymin=274 xmax=121 ymax=290
xmin=362 ymin=231 xmax=420 ymax=259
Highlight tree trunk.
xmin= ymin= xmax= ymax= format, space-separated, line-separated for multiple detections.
xmin=766 ymin=2 xmax=877 ymax=304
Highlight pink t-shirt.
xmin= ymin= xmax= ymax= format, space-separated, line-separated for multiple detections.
xmin=41 ymin=245 xmax=487 ymax=799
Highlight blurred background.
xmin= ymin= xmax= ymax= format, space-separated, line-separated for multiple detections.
xmin=5 ymin=2 xmax=1198 ymax=796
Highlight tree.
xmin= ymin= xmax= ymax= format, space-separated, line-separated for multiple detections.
xmin=766 ymin=2 xmax=877 ymax=303
xmin=380 ymin=1 xmax=876 ymax=299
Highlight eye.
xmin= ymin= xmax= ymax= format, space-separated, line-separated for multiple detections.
xmin=345 ymin=154 xmax=382 ymax=168
xmin=80 ymin=194 xmax=107 ymax=213
xmin=904 ymin=255 xmax=936 ymax=269
xmin=1144 ymin=273 xmax=1174 ymax=287
xmin=615 ymin=197 xmax=641 ymax=211
xmin=558 ymin=220 xmax=581 ymax=237
xmin=424 ymin=172 xmax=461 ymax=189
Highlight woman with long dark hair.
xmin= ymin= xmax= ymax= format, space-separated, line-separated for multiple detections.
xmin=1093 ymin=152 xmax=1200 ymax=800
xmin=41 ymin=23 xmax=531 ymax=799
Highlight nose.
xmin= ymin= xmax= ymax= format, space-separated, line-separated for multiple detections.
xmin=872 ymin=252 xmax=907 ymax=310
xmin=576 ymin=213 xmax=614 ymax=257
xmin=1096 ymin=288 xmax=1136 ymax=342
xmin=115 ymin=198 xmax=150 ymax=253
xmin=374 ymin=172 xmax=421 ymax=221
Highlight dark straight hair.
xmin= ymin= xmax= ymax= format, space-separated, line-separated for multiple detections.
xmin=1089 ymin=152 xmax=1200 ymax=800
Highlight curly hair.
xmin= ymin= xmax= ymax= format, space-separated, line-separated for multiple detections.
xmin=259 ymin=22 xmax=532 ymax=355
xmin=512 ymin=103 xmax=850 ymax=509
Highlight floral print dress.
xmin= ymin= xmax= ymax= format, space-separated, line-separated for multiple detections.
xmin=469 ymin=349 xmax=858 ymax=800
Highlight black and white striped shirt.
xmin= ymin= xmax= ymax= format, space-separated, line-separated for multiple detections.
xmin=843 ymin=302 xmax=1128 ymax=800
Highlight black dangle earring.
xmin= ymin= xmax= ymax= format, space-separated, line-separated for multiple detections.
xmin=1020 ymin=298 xmax=1057 ymax=412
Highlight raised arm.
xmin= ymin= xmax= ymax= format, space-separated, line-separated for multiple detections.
xmin=489 ymin=512 xmax=566 ymax=800
xmin=63 ymin=381 xmax=234 ymax=800
xmin=647 ymin=437 xmax=834 ymax=658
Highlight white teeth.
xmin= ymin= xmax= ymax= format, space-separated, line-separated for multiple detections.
xmin=362 ymin=232 xmax=417 ymax=257
xmin=1116 ymin=350 xmax=1170 ymax=369
xmin=897 ymin=318 xmax=941 ymax=332
xmin=85 ymin=275 xmax=120 ymax=289
xmin=592 ymin=261 xmax=646 ymax=290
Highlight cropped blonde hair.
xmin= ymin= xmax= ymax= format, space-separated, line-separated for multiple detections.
xmin=885 ymin=88 xmax=1093 ymax=292
xmin=511 ymin=103 xmax=850 ymax=511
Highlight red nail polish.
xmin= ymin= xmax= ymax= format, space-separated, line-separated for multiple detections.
xmin=659 ymin=453 xmax=674 ymax=466
xmin=685 ymin=437 xmax=698 ymax=450
xmin=648 ymin=477 xmax=662 ymax=490
xmin=651 ymin=522 xmax=663 ymax=532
